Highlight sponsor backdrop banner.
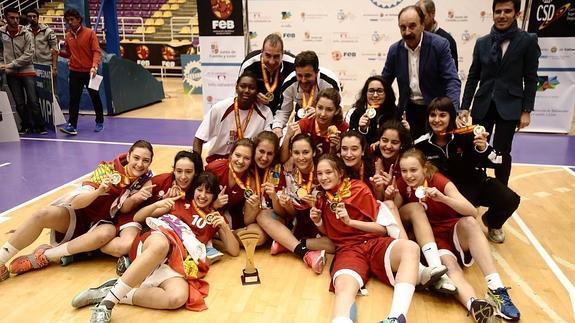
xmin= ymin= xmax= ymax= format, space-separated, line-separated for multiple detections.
xmin=197 ymin=0 xmax=246 ymax=113
xmin=247 ymin=0 xmax=502 ymax=107
xmin=525 ymin=0 xmax=575 ymax=133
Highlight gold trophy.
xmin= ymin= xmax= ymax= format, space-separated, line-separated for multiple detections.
xmin=237 ymin=229 xmax=261 ymax=285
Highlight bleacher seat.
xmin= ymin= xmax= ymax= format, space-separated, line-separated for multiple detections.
xmin=160 ymin=3 xmax=170 ymax=10
xmin=144 ymin=26 xmax=156 ymax=34
xmin=162 ymin=11 xmax=172 ymax=17
xmin=154 ymin=18 xmax=164 ymax=26
xmin=152 ymin=11 xmax=162 ymax=18
xmin=170 ymin=4 xmax=179 ymax=10
xmin=144 ymin=18 xmax=155 ymax=26
xmin=179 ymin=26 xmax=191 ymax=34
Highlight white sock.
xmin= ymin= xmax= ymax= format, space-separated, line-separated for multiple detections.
xmin=388 ymin=282 xmax=415 ymax=318
xmin=466 ymin=298 xmax=474 ymax=311
xmin=43 ymin=243 xmax=71 ymax=262
xmin=0 ymin=242 xmax=19 ymax=266
xmin=103 ymin=278 xmax=133 ymax=307
xmin=119 ymin=288 xmax=136 ymax=305
xmin=485 ymin=273 xmax=504 ymax=290
xmin=422 ymin=242 xmax=442 ymax=268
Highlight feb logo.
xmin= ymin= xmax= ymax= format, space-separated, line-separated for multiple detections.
xmin=211 ymin=0 xmax=235 ymax=29
xmin=369 ymin=0 xmax=404 ymax=9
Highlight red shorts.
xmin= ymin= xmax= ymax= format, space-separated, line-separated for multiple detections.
xmin=51 ymin=206 xmax=113 ymax=245
xmin=433 ymin=220 xmax=473 ymax=267
xmin=293 ymin=210 xmax=320 ymax=240
xmin=329 ymin=237 xmax=397 ymax=292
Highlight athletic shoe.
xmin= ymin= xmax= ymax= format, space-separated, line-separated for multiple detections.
xmin=18 ymin=128 xmax=31 ymax=135
xmin=418 ymin=265 xmax=448 ymax=289
xmin=90 ymin=303 xmax=112 ymax=323
xmin=9 ymin=244 xmax=51 ymax=274
xmin=487 ymin=287 xmax=520 ymax=321
xmin=482 ymin=215 xmax=505 ymax=243
xmin=0 ymin=265 xmax=9 ymax=282
xmin=94 ymin=122 xmax=104 ymax=132
xmin=378 ymin=314 xmax=406 ymax=323
xmin=431 ymin=274 xmax=458 ymax=295
xmin=36 ymin=127 xmax=48 ymax=135
xmin=59 ymin=124 xmax=78 ymax=135
xmin=303 ymin=250 xmax=325 ymax=274
xmin=469 ymin=298 xmax=500 ymax=323
xmin=270 ymin=240 xmax=289 ymax=256
xmin=206 ymin=246 xmax=224 ymax=264
xmin=72 ymin=278 xmax=117 ymax=308
xmin=116 ymin=256 xmax=131 ymax=276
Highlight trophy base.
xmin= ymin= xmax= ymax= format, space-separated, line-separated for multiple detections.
xmin=241 ymin=268 xmax=261 ymax=285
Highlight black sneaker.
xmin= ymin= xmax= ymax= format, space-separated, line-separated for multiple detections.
xmin=36 ymin=127 xmax=48 ymax=135
xmin=18 ymin=128 xmax=31 ymax=135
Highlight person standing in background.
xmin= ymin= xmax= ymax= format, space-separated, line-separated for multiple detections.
xmin=58 ymin=8 xmax=104 ymax=135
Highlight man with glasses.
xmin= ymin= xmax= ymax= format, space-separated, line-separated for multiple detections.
xmin=382 ymin=5 xmax=460 ymax=139
xmin=24 ymin=8 xmax=58 ymax=74
xmin=58 ymin=9 xmax=103 ymax=135
xmin=0 ymin=7 xmax=47 ymax=135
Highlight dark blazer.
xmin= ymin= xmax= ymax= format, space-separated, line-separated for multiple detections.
xmin=461 ymin=31 xmax=540 ymax=121
xmin=382 ymin=31 xmax=461 ymax=111
xmin=435 ymin=27 xmax=458 ymax=70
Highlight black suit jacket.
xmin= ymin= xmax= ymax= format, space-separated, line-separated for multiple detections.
xmin=435 ymin=27 xmax=458 ymax=70
xmin=461 ymin=30 xmax=540 ymax=121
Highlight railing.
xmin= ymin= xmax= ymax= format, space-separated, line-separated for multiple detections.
xmin=169 ymin=16 xmax=196 ymax=43
xmin=0 ymin=0 xmax=39 ymax=17
xmin=42 ymin=15 xmax=146 ymax=42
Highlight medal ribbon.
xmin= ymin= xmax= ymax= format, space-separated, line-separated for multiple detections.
xmin=229 ymin=162 xmax=252 ymax=192
xmin=253 ymin=166 xmax=270 ymax=197
xmin=301 ymin=86 xmax=316 ymax=109
xmin=191 ymin=201 xmax=214 ymax=220
xmin=261 ymin=60 xmax=279 ymax=93
xmin=234 ymin=98 xmax=255 ymax=139
xmin=297 ymin=164 xmax=315 ymax=195
xmin=325 ymin=178 xmax=352 ymax=206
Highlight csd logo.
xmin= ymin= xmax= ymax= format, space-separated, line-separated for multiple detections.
xmin=343 ymin=52 xmax=356 ymax=57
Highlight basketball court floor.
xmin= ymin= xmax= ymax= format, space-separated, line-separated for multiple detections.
xmin=0 ymin=79 xmax=573 ymax=322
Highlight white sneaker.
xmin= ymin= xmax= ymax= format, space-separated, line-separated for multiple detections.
xmin=206 ymin=246 xmax=224 ymax=264
xmin=418 ymin=265 xmax=448 ymax=289
xmin=90 ymin=304 xmax=112 ymax=323
xmin=432 ymin=274 xmax=458 ymax=295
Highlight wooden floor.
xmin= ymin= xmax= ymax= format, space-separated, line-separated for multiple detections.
xmin=1 ymin=80 xmax=574 ymax=322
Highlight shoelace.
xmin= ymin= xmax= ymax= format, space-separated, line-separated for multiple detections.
xmin=91 ymin=306 xmax=111 ymax=323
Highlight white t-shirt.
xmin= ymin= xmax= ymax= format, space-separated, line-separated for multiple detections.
xmin=195 ymin=97 xmax=273 ymax=157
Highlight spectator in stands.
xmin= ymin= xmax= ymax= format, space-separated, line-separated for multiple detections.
xmin=272 ymin=50 xmax=340 ymax=138
xmin=382 ymin=5 xmax=460 ymax=140
xmin=239 ymin=33 xmax=295 ymax=119
xmin=59 ymin=8 xmax=104 ymax=135
xmin=25 ymin=8 xmax=58 ymax=76
xmin=418 ymin=0 xmax=458 ymax=69
xmin=0 ymin=7 xmax=47 ymax=135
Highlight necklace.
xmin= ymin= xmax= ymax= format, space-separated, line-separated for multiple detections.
xmin=233 ymin=98 xmax=254 ymax=139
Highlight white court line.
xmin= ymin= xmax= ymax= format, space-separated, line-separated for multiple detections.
xmin=0 ymin=173 xmax=91 ymax=219
xmin=21 ymin=137 xmax=190 ymax=149
xmin=492 ymin=248 xmax=567 ymax=323
xmin=514 ymin=162 xmax=575 ymax=168
xmin=554 ymin=255 xmax=575 ymax=273
xmin=509 ymin=169 xmax=563 ymax=182
xmin=0 ymin=162 xmax=10 ymax=168
xmin=563 ymin=167 xmax=575 ymax=177
xmin=512 ymin=212 xmax=575 ymax=320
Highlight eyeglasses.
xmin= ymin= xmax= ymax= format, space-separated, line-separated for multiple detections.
xmin=367 ymin=88 xmax=385 ymax=95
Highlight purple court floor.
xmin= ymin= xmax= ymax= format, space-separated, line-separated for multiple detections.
xmin=1 ymin=115 xmax=574 ymax=213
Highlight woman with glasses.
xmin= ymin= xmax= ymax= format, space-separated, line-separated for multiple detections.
xmin=346 ymin=76 xmax=408 ymax=146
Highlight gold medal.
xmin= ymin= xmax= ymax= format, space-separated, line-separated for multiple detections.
xmin=329 ymin=201 xmax=338 ymax=212
xmin=265 ymin=91 xmax=274 ymax=102
xmin=473 ymin=125 xmax=486 ymax=136
xmin=205 ymin=212 xmax=217 ymax=224
xmin=244 ymin=187 xmax=255 ymax=199
xmin=296 ymin=187 xmax=308 ymax=199
xmin=366 ymin=107 xmax=376 ymax=119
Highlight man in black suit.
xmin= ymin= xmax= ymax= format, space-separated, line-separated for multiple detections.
xmin=418 ymin=0 xmax=458 ymax=70
xmin=460 ymin=0 xmax=540 ymax=186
